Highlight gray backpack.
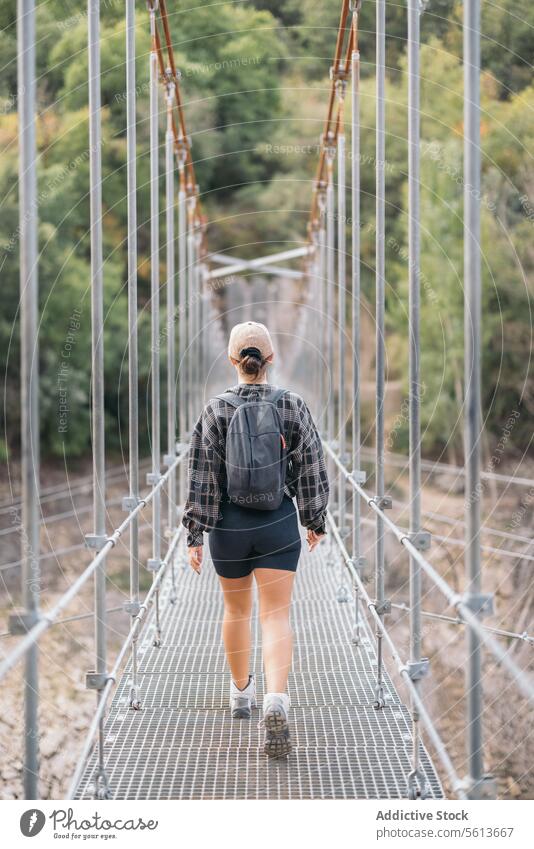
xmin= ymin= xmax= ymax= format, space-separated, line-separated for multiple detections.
xmin=216 ymin=388 xmax=288 ymax=510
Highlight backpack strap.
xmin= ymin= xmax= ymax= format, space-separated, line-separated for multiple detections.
xmin=267 ymin=387 xmax=288 ymax=405
xmin=215 ymin=390 xmax=248 ymax=409
xmin=215 ymin=388 xmax=287 ymax=408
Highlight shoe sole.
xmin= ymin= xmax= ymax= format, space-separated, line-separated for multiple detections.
xmin=232 ymin=706 xmax=252 ymax=719
xmin=231 ymin=697 xmax=256 ymax=720
xmin=263 ymin=707 xmax=291 ymax=758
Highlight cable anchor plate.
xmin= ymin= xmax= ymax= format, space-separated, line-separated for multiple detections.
xmin=403 ymin=657 xmax=430 ymax=681
xmin=405 ymin=530 xmax=432 ymax=552
xmin=8 ymin=610 xmax=40 ymax=635
xmin=85 ymin=670 xmax=109 ymax=690
xmin=370 ymin=495 xmax=392 ymax=510
xmin=460 ymin=592 xmax=494 ymax=618
xmin=84 ymin=533 xmax=108 ymax=551
xmin=122 ymin=495 xmax=141 ymax=512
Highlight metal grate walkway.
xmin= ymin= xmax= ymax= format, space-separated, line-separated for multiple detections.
xmin=74 ymin=540 xmax=444 ymax=800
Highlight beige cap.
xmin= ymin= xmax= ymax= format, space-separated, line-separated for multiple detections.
xmin=228 ymin=321 xmax=274 ymax=360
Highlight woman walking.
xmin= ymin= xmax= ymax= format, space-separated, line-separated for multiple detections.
xmin=182 ymin=321 xmax=329 ymax=757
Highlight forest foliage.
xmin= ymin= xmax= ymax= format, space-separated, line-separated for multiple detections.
xmin=0 ymin=0 xmax=533 ymax=461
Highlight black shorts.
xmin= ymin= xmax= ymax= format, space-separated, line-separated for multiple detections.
xmin=208 ymin=495 xmax=302 ymax=579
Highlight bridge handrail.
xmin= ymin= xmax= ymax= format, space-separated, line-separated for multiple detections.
xmin=324 ymin=442 xmax=534 ymax=706
xmin=67 ymin=524 xmax=184 ymax=799
xmin=327 ymin=511 xmax=468 ymax=799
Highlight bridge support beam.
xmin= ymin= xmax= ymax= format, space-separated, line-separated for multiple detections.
xmin=325 ymin=139 xmax=336 ymax=530
xmin=350 ymin=3 xmax=365 ymax=644
xmin=177 ymin=149 xmax=187 ymax=505
xmin=406 ymin=0 xmax=429 ymax=800
xmin=336 ymin=82 xmax=349 ymax=602
xmin=463 ymin=0 xmax=494 ymax=799
xmin=147 ymin=2 xmax=163 ymax=647
xmin=17 ymin=0 xmax=40 ymax=801
xmin=164 ymin=71 xmax=179 ymax=604
xmin=125 ymin=0 xmax=142 ymax=707
xmin=373 ymin=0 xmax=387 ymax=711
xmin=86 ymin=0 xmax=110 ymax=799
xmin=317 ymin=185 xmax=327 ymax=435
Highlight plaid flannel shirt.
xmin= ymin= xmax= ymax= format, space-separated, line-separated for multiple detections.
xmin=182 ymin=383 xmax=330 ymax=547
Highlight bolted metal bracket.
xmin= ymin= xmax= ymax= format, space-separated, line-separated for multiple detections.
xmin=403 ymin=657 xmax=430 ymax=682
xmin=146 ymin=471 xmax=162 ymax=486
xmin=84 ymin=533 xmax=108 ymax=551
xmin=94 ymin=768 xmax=112 ymax=801
xmin=349 ymin=555 xmax=366 ymax=576
xmin=374 ymin=598 xmax=391 ymax=616
xmin=371 ymin=495 xmax=392 ymax=510
xmin=351 ymin=468 xmax=367 ymax=485
xmin=175 ymin=440 xmax=189 ymax=454
xmin=336 ymin=583 xmax=351 ymax=604
xmin=163 ymin=453 xmax=176 ymax=467
xmin=129 ymin=693 xmax=142 ymax=711
xmin=86 ymin=670 xmax=108 ymax=690
xmin=373 ymin=684 xmax=386 ymax=711
xmin=122 ymin=495 xmax=141 ymax=512
xmin=407 ymin=768 xmax=430 ymax=800
xmin=8 ymin=609 xmax=40 ymax=635
xmin=147 ymin=558 xmax=163 ymax=572
xmin=405 ymin=530 xmax=432 ymax=552
xmin=123 ymin=600 xmax=141 ymax=617
xmin=465 ymin=773 xmax=497 ymax=800
xmin=461 ymin=592 xmax=494 ymax=618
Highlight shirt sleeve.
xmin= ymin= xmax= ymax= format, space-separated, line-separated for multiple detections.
xmin=290 ymin=397 xmax=329 ymax=533
xmin=181 ymin=403 xmax=223 ymax=547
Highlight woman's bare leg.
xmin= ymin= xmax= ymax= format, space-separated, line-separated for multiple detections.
xmin=255 ymin=568 xmax=295 ymax=693
xmin=218 ymin=574 xmax=254 ymax=689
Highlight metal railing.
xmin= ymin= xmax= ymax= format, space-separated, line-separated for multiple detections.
xmin=6 ymin=0 xmax=202 ymax=799
xmin=303 ymin=0 xmax=533 ymax=800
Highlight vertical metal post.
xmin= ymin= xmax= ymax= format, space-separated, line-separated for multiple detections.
xmin=165 ymin=74 xmax=176 ymax=534
xmin=87 ymin=0 xmax=109 ymax=797
xmin=407 ymin=0 xmax=427 ymax=799
xmin=350 ymin=3 xmax=364 ymax=645
xmin=125 ymin=0 xmax=141 ymax=708
xmin=195 ymin=229 xmax=203 ymax=411
xmin=325 ymin=144 xmax=336 ymax=520
xmin=337 ymin=96 xmax=347 ymax=538
xmin=18 ymin=0 xmax=40 ymax=800
xmin=464 ymin=0 xmax=486 ymax=797
xmin=336 ymin=81 xmax=349 ymax=602
xmin=164 ymin=72 xmax=178 ymax=603
xmin=311 ymin=238 xmax=321 ymax=418
xmin=317 ymin=198 xmax=327 ymax=433
xmin=147 ymin=3 xmax=163 ymax=645
xmin=177 ymin=147 xmax=187 ymax=503
xmin=374 ymin=0 xmax=387 ymax=710
xmin=186 ymin=199 xmax=196 ymax=432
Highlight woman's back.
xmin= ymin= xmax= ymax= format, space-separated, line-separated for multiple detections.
xmin=182 ymin=381 xmax=329 ymax=548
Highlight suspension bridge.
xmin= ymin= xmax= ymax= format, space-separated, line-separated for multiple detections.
xmin=2 ymin=0 xmax=533 ymax=801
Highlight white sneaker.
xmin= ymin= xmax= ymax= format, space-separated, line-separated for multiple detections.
xmin=230 ymin=674 xmax=257 ymax=719
xmin=262 ymin=692 xmax=291 ymax=757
